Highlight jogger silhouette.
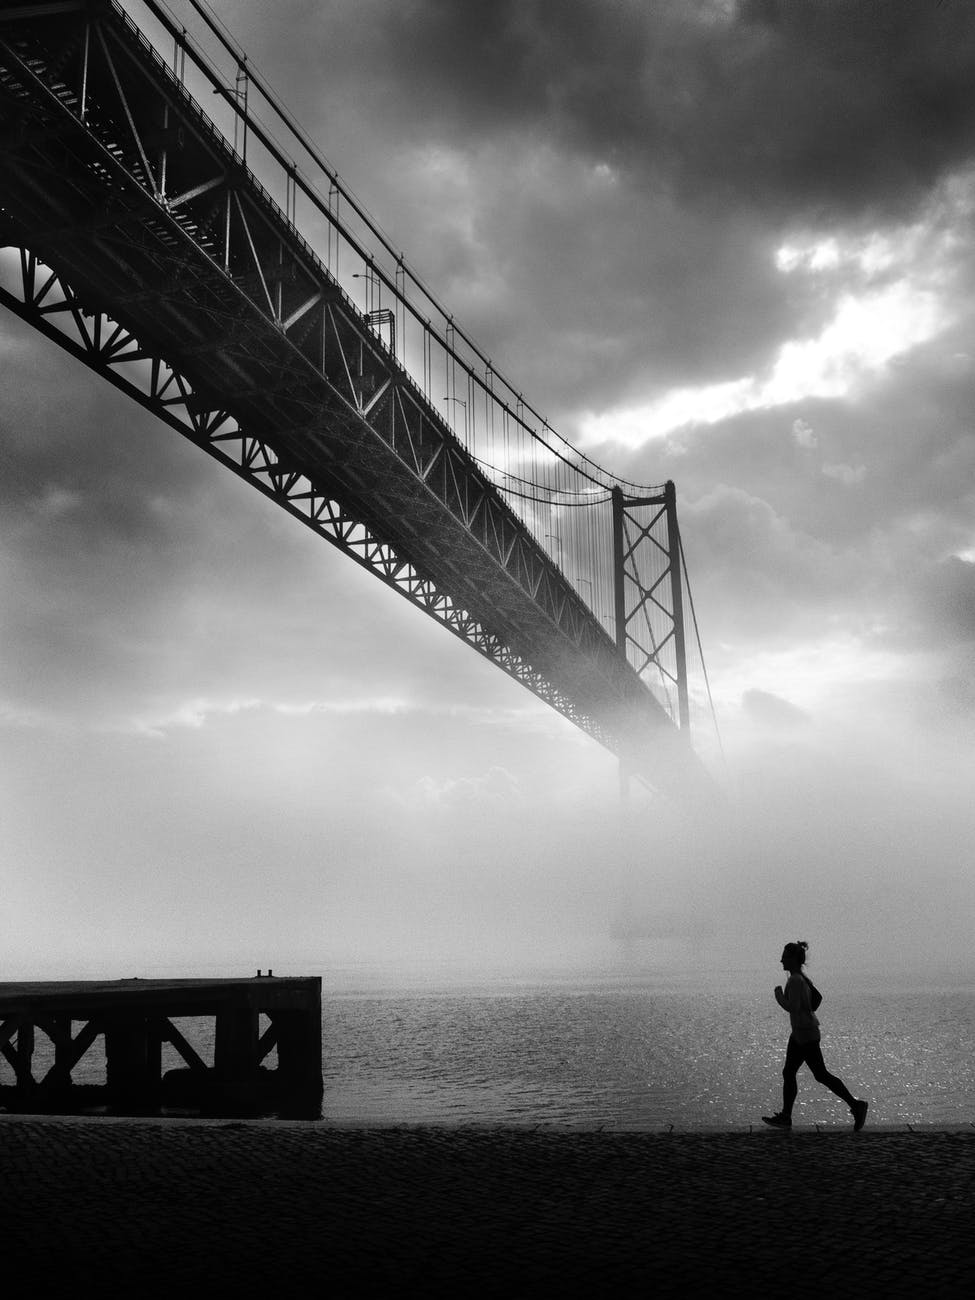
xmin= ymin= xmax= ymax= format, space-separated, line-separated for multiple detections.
xmin=763 ymin=940 xmax=868 ymax=1131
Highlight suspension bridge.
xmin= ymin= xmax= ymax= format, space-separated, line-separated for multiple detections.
xmin=0 ymin=0 xmax=714 ymax=796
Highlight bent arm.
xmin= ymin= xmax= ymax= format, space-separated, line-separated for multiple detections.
xmin=776 ymin=977 xmax=805 ymax=1013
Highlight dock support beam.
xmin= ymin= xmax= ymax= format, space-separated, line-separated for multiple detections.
xmin=215 ymin=1008 xmax=260 ymax=1080
xmin=106 ymin=1017 xmax=160 ymax=1109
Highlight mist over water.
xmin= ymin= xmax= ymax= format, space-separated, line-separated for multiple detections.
xmin=6 ymin=679 xmax=974 ymax=1127
xmin=5 ymin=695 xmax=974 ymax=985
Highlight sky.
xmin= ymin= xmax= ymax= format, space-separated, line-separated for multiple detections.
xmin=2 ymin=0 xmax=974 ymax=982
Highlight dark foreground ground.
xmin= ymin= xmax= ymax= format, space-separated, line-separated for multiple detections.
xmin=1 ymin=1117 xmax=972 ymax=1297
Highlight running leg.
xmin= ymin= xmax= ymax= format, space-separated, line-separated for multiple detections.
xmin=805 ymin=1042 xmax=856 ymax=1108
xmin=781 ymin=1035 xmax=803 ymax=1116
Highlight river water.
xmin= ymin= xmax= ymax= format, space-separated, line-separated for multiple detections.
xmin=319 ymin=966 xmax=975 ymax=1129
xmin=8 ymin=966 xmax=973 ymax=1127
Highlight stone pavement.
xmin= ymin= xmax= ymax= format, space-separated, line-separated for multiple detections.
xmin=1 ymin=1116 xmax=972 ymax=1296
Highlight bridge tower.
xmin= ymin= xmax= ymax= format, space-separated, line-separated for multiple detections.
xmin=612 ymin=481 xmax=689 ymax=798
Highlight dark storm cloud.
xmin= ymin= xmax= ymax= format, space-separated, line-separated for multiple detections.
xmin=655 ymin=342 xmax=975 ymax=552
xmin=168 ymin=0 xmax=971 ymax=429
xmin=668 ymin=478 xmax=873 ymax=654
xmin=322 ymin=0 xmax=975 ymax=216
xmin=204 ymin=0 xmax=975 ymax=428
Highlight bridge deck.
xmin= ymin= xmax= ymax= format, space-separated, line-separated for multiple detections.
xmin=0 ymin=0 xmax=700 ymax=793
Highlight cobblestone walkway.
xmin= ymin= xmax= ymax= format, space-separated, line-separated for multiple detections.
xmin=1 ymin=1118 xmax=972 ymax=1296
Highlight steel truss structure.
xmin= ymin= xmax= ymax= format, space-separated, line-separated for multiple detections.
xmin=612 ymin=485 xmax=689 ymax=732
xmin=0 ymin=0 xmax=697 ymax=790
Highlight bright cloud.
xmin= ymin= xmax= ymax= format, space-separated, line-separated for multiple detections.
xmin=579 ymin=278 xmax=949 ymax=447
xmin=762 ymin=283 xmax=943 ymax=403
xmin=119 ymin=695 xmax=562 ymax=739
xmin=411 ymin=764 xmax=523 ymax=809
xmin=715 ymin=636 xmax=925 ymax=717
xmin=579 ymin=171 xmax=975 ymax=449
xmin=125 ymin=697 xmax=262 ymax=737
xmin=775 ymin=168 xmax=975 ymax=279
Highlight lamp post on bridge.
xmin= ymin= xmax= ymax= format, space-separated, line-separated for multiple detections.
xmin=545 ymin=532 xmax=563 ymax=566
xmin=442 ymin=395 xmax=469 ymax=444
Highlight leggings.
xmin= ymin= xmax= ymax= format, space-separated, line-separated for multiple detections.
xmin=782 ymin=1034 xmax=856 ymax=1114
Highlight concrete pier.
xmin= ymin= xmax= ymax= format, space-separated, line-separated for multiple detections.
xmin=0 ymin=977 xmax=322 ymax=1116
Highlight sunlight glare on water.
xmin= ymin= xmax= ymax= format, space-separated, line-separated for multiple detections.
xmin=320 ymin=968 xmax=975 ymax=1129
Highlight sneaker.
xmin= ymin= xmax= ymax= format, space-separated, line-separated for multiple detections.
xmin=761 ymin=1113 xmax=792 ymax=1128
xmin=852 ymin=1099 xmax=868 ymax=1132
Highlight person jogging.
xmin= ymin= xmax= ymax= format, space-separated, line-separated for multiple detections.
xmin=762 ymin=940 xmax=868 ymax=1131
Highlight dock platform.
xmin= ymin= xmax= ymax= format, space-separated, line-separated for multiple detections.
xmin=0 ymin=977 xmax=322 ymax=1116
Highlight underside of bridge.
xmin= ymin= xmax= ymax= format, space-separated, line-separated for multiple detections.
xmin=0 ymin=0 xmax=703 ymax=796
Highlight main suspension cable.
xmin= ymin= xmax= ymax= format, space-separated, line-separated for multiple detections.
xmin=160 ymin=0 xmax=668 ymax=497
xmin=677 ymin=525 xmax=725 ymax=770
